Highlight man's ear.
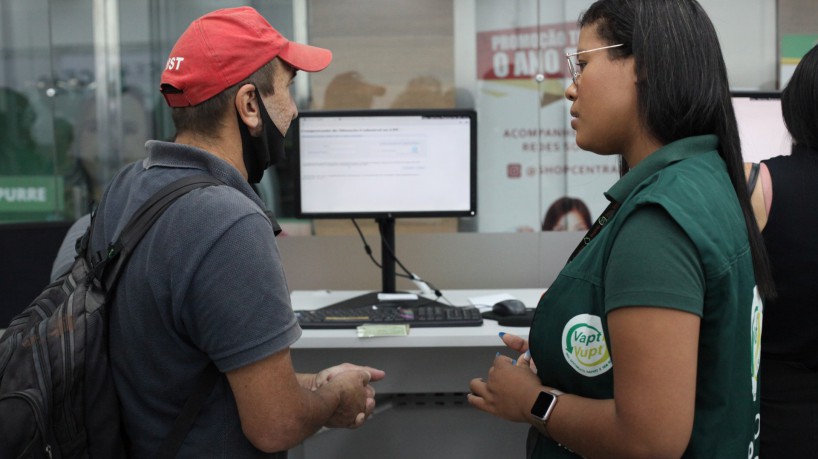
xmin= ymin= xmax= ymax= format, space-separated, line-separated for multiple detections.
xmin=235 ymin=83 xmax=262 ymax=135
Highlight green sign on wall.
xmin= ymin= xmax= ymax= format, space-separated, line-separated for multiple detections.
xmin=0 ymin=176 xmax=64 ymax=213
xmin=781 ymin=34 xmax=818 ymax=63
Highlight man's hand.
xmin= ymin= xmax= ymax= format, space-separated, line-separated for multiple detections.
xmin=300 ymin=363 xmax=386 ymax=429
xmin=322 ymin=369 xmax=375 ymax=428
xmin=311 ymin=363 xmax=386 ymax=390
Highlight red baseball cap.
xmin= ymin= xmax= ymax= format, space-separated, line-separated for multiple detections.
xmin=160 ymin=6 xmax=332 ymax=107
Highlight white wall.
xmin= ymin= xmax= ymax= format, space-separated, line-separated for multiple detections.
xmin=277 ymin=230 xmax=582 ymax=291
xmin=700 ymin=0 xmax=778 ymax=90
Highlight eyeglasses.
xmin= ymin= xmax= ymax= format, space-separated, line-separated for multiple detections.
xmin=565 ymin=43 xmax=625 ymax=86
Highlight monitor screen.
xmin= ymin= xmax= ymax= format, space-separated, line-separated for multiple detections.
xmin=732 ymin=91 xmax=791 ymax=163
xmin=292 ymin=109 xmax=477 ymax=219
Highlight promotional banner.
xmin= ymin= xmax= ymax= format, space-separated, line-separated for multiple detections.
xmin=475 ymin=0 xmax=619 ymax=233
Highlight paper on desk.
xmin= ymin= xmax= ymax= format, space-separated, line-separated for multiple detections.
xmin=357 ymin=324 xmax=410 ymax=338
xmin=468 ymin=293 xmax=518 ymax=312
xmin=377 ymin=293 xmax=419 ymax=301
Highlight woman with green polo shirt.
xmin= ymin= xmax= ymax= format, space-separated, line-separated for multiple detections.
xmin=468 ymin=1 xmax=775 ymax=458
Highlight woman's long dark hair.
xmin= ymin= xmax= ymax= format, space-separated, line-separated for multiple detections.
xmin=782 ymin=44 xmax=818 ymax=152
xmin=580 ymin=0 xmax=775 ymax=299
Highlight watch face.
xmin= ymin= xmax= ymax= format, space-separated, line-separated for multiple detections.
xmin=530 ymin=391 xmax=558 ymax=419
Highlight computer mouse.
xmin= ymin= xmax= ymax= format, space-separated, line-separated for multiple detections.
xmin=492 ymin=299 xmax=527 ymax=316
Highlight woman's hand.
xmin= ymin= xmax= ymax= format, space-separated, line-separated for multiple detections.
xmin=468 ymin=352 xmax=542 ymax=423
xmin=499 ymin=332 xmax=537 ymax=373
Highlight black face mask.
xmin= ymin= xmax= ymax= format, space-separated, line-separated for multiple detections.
xmin=237 ymin=89 xmax=286 ymax=183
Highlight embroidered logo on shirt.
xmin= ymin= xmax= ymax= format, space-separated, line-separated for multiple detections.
xmin=749 ymin=285 xmax=763 ymax=458
xmin=562 ymin=314 xmax=612 ymax=377
xmin=750 ymin=286 xmax=763 ymax=402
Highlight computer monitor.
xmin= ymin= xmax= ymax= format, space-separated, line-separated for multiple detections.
xmin=292 ymin=108 xmax=477 ymax=307
xmin=732 ymin=91 xmax=791 ymax=163
xmin=0 ymin=220 xmax=73 ymax=326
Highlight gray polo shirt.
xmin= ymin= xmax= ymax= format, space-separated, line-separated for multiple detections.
xmin=91 ymin=141 xmax=300 ymax=458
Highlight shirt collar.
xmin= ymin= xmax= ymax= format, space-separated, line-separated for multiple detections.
xmin=605 ymin=134 xmax=719 ymax=203
xmin=142 ymin=140 xmax=267 ymax=210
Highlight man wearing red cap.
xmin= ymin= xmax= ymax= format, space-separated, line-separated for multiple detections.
xmin=88 ymin=7 xmax=385 ymax=457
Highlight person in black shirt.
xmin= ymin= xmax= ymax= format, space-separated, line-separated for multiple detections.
xmin=745 ymin=43 xmax=818 ymax=458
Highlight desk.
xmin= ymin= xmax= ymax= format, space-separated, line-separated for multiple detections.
xmin=289 ymin=289 xmax=542 ymax=459
xmin=0 ymin=289 xmax=544 ymax=458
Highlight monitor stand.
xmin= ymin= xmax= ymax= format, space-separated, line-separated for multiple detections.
xmin=319 ymin=217 xmax=447 ymax=310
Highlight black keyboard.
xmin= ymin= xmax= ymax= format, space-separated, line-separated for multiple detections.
xmin=295 ymin=303 xmax=484 ymax=329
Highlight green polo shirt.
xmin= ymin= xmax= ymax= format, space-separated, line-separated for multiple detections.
xmin=529 ymin=135 xmax=762 ymax=458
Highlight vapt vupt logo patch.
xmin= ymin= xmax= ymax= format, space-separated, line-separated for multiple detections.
xmin=562 ymin=314 xmax=612 ymax=377
xmin=750 ymin=286 xmax=763 ymax=402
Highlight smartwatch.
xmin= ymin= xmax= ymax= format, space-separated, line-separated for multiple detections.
xmin=530 ymin=389 xmax=565 ymax=430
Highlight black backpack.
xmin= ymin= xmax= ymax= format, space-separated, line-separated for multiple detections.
xmin=0 ymin=175 xmax=222 ymax=458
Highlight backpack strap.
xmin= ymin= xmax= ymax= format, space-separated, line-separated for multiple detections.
xmin=89 ymin=174 xmax=224 ymax=455
xmin=95 ymin=175 xmax=223 ymax=291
